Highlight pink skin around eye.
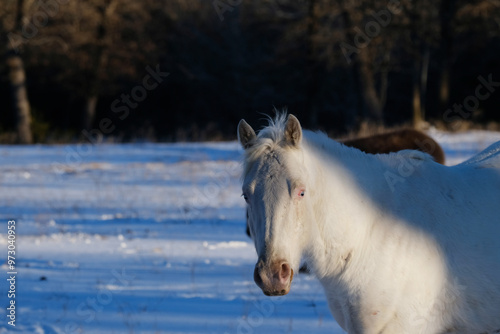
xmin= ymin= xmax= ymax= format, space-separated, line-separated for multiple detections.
xmin=297 ymin=188 xmax=305 ymax=198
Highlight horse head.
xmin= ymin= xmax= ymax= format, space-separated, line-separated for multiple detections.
xmin=238 ymin=114 xmax=313 ymax=296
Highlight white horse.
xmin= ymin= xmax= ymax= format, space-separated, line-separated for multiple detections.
xmin=237 ymin=114 xmax=500 ymax=334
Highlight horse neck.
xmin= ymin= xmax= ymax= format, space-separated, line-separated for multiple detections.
xmin=301 ymin=137 xmax=390 ymax=277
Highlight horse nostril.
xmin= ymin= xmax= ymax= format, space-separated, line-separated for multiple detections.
xmin=254 ymin=266 xmax=263 ymax=287
xmin=280 ymin=262 xmax=291 ymax=282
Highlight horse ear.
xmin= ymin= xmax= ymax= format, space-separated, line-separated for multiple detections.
xmin=284 ymin=114 xmax=302 ymax=147
xmin=238 ymin=119 xmax=256 ymax=149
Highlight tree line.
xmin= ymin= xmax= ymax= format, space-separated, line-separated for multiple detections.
xmin=1 ymin=0 xmax=499 ymax=143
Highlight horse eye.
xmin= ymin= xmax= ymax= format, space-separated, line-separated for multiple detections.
xmin=242 ymin=194 xmax=249 ymax=202
xmin=299 ymin=190 xmax=305 ymax=197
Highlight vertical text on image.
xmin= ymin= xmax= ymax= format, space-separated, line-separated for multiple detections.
xmin=6 ymin=220 xmax=17 ymax=327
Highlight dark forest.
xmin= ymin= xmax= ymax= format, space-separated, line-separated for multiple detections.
xmin=1 ymin=0 xmax=499 ymax=143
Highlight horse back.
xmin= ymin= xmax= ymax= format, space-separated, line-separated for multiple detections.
xmin=459 ymin=140 xmax=500 ymax=168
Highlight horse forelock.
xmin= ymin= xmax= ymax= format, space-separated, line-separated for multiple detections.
xmin=242 ymin=113 xmax=293 ymax=179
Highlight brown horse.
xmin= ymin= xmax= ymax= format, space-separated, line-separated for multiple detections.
xmin=341 ymin=128 xmax=445 ymax=164
xmin=244 ymin=128 xmax=445 ymax=273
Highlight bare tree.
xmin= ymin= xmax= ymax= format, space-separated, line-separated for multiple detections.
xmin=437 ymin=0 xmax=457 ymax=112
xmin=33 ymin=0 xmax=158 ymax=132
xmin=305 ymin=0 xmax=321 ymax=127
xmin=5 ymin=0 xmax=33 ymax=143
xmin=81 ymin=0 xmax=119 ymax=130
xmin=338 ymin=0 xmax=387 ymax=123
xmin=1 ymin=0 xmax=499 ymax=142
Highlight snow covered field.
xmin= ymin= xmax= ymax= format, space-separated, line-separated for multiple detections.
xmin=1 ymin=130 xmax=500 ymax=334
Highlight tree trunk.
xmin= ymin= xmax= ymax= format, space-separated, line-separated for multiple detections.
xmin=439 ymin=65 xmax=450 ymax=111
xmin=419 ymin=47 xmax=430 ymax=122
xmin=413 ymin=45 xmax=430 ymax=127
xmin=340 ymin=8 xmax=363 ymax=125
xmin=82 ymin=0 xmax=116 ymax=130
xmin=357 ymin=48 xmax=383 ymax=123
xmin=409 ymin=3 xmax=428 ymax=128
xmin=7 ymin=0 xmax=33 ymax=144
xmin=340 ymin=5 xmax=383 ymax=124
xmin=7 ymin=52 xmax=33 ymax=144
xmin=83 ymin=95 xmax=98 ymax=130
xmin=412 ymin=67 xmax=423 ymax=127
xmin=379 ymin=50 xmax=391 ymax=112
xmin=438 ymin=0 xmax=456 ymax=111
xmin=305 ymin=0 xmax=320 ymax=128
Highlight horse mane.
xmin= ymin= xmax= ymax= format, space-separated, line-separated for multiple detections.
xmin=241 ymin=113 xmax=290 ymax=178
xmin=258 ymin=112 xmax=289 ymax=144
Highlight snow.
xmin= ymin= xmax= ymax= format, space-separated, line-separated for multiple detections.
xmin=0 ymin=130 xmax=499 ymax=334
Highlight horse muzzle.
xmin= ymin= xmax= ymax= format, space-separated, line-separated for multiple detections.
xmin=254 ymin=260 xmax=294 ymax=296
